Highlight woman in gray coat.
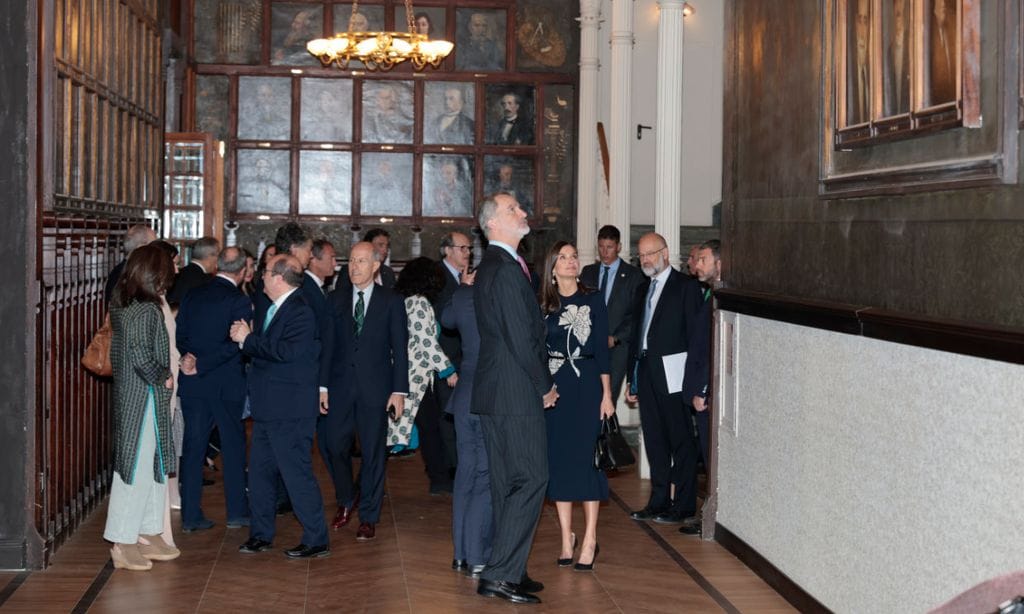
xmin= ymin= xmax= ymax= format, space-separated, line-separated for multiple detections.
xmin=104 ymin=244 xmax=179 ymax=571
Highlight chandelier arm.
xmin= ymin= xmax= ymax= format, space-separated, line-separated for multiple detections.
xmin=404 ymin=0 xmax=416 ymax=33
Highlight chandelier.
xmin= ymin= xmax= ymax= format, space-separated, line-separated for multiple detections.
xmin=306 ymin=0 xmax=454 ymax=71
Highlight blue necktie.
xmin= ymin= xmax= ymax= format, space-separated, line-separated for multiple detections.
xmin=262 ymin=303 xmax=278 ymax=332
xmin=600 ymin=266 xmax=611 ymax=304
xmin=641 ymin=279 xmax=658 ymax=348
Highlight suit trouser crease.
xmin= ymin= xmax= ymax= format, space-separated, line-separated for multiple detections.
xmin=180 ymin=396 xmax=249 ymax=524
xmin=318 ymin=393 xmax=387 ymax=523
xmin=479 ymin=413 xmax=547 ymax=583
xmin=249 ymin=418 xmax=327 ymax=546
xmin=452 ymin=411 xmax=493 ymax=565
xmin=637 ymin=357 xmax=699 ymax=513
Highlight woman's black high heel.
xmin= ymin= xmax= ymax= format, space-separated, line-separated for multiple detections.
xmin=557 ymin=533 xmax=577 ymax=567
xmin=574 ymin=543 xmax=599 ymax=571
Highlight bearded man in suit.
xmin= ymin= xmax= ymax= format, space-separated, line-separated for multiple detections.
xmin=472 ymin=193 xmax=557 ymax=604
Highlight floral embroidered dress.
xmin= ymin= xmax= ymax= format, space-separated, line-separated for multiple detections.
xmin=388 ymin=295 xmax=455 ymax=447
xmin=544 ymin=289 xmax=611 ymax=501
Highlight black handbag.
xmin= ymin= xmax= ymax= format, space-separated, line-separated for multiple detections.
xmin=594 ymin=414 xmax=635 ymax=471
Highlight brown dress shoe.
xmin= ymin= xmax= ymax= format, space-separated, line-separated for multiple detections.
xmin=331 ymin=506 xmax=354 ymax=530
xmin=355 ymin=522 xmax=376 ymax=541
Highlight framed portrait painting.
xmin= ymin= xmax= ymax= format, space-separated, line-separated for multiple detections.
xmin=455 ymin=9 xmax=506 ymax=72
xmin=193 ymin=0 xmax=262 ymax=64
xmin=301 ymin=78 xmax=353 ymax=142
xmin=299 ymin=150 xmax=352 ymax=215
xmin=423 ymin=82 xmax=475 ymax=145
xmin=195 ymin=75 xmax=230 ymax=141
xmin=484 ymin=84 xmax=535 ymax=145
xmin=362 ymin=81 xmax=414 ymax=144
xmin=360 ymin=153 xmax=413 ymax=216
xmin=236 ymin=149 xmax=290 ymax=214
xmin=271 ymin=3 xmax=322 ymax=66
xmin=237 ymin=76 xmax=292 ymax=141
xmin=484 ymin=155 xmax=535 ymax=216
xmin=396 ymin=6 xmax=446 ymax=39
xmin=515 ymin=0 xmax=579 ymax=73
xmin=422 ymin=154 xmax=474 ymax=218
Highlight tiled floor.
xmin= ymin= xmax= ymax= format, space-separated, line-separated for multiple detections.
xmin=0 ymin=446 xmax=795 ymax=613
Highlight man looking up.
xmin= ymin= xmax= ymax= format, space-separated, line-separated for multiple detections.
xmin=472 ymin=193 xmax=557 ymax=604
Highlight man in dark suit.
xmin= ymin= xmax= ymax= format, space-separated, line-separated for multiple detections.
xmin=440 ymin=282 xmax=492 ymax=578
xmin=424 ymin=231 xmax=477 ymax=493
xmin=679 ymin=239 xmax=721 ymax=536
xmin=105 ymin=224 xmax=156 ymax=302
xmin=337 ymin=228 xmax=398 ymax=289
xmin=255 ymin=223 xmax=335 ymax=515
xmin=487 ymin=93 xmax=534 ymax=145
xmin=167 ymin=237 xmax=219 ymax=306
xmin=626 ymin=232 xmax=702 ymax=526
xmin=472 ymin=193 xmax=557 ymax=604
xmin=231 ymin=254 xmax=329 ymax=558
xmin=580 ymin=225 xmax=645 ymax=404
xmin=175 ymin=247 xmax=252 ymax=532
xmin=321 ymin=241 xmax=408 ymax=541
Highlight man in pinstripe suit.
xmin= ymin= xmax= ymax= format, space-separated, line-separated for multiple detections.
xmin=472 ymin=193 xmax=558 ymax=605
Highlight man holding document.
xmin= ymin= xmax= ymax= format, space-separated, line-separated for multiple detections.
xmin=626 ymin=232 xmax=702 ymax=525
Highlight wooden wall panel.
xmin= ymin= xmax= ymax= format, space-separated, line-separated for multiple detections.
xmin=34 ymin=0 xmax=164 ymax=564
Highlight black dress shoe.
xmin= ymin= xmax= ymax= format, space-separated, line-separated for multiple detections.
xmin=574 ymin=543 xmax=600 ymax=571
xmin=452 ymin=559 xmax=468 ymax=571
xmin=678 ymin=523 xmax=701 ymax=535
xmin=518 ymin=575 xmax=544 ymax=593
xmin=477 ymin=579 xmax=540 ymax=604
xmin=629 ymin=507 xmax=662 ymax=521
xmin=467 ymin=564 xmax=486 ymax=578
xmin=557 ymin=533 xmax=577 ymax=567
xmin=238 ymin=537 xmax=272 ymax=554
xmin=182 ymin=518 xmax=215 ymax=532
xmin=284 ymin=543 xmax=330 ymax=559
xmin=652 ymin=509 xmax=696 ymax=524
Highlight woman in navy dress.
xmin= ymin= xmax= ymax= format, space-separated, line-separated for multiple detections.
xmin=539 ymin=241 xmax=615 ymax=571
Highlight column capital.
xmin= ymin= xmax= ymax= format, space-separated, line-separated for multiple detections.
xmin=657 ymin=0 xmax=687 ymax=8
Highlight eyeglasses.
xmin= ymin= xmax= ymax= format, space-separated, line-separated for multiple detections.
xmin=449 ymin=245 xmax=471 ymax=252
xmin=637 ymin=246 xmax=666 ymax=258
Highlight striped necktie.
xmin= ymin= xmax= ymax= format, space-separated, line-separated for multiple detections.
xmin=354 ymin=291 xmax=365 ymax=336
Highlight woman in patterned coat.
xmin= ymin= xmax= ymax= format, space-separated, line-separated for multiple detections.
xmin=104 ymin=244 xmax=179 ymax=571
xmin=388 ymin=258 xmax=457 ymax=461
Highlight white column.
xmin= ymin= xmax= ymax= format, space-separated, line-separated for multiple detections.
xmin=654 ymin=0 xmax=685 ymax=267
xmin=575 ymin=0 xmax=602 ymax=264
xmin=608 ymin=0 xmax=634 ymax=256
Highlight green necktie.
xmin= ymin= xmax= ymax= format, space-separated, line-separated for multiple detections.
xmin=703 ymin=287 xmax=711 ymax=302
xmin=600 ymin=265 xmax=610 ymax=304
xmin=354 ymin=290 xmax=365 ymax=336
xmin=262 ymin=302 xmax=278 ymax=332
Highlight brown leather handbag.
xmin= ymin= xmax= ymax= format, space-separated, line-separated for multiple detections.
xmin=81 ymin=313 xmax=113 ymax=376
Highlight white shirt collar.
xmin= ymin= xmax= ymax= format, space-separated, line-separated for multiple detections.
xmin=216 ymin=273 xmax=238 ymax=286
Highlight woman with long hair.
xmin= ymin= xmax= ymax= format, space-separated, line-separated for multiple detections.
xmin=390 ymin=257 xmax=457 ymax=492
xmin=104 ymin=243 xmax=180 ymax=570
xmin=539 ymin=241 xmax=614 ymax=571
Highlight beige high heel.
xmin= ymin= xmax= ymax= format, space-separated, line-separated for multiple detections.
xmin=111 ymin=543 xmax=153 ymax=571
xmin=138 ymin=534 xmax=181 ymax=561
